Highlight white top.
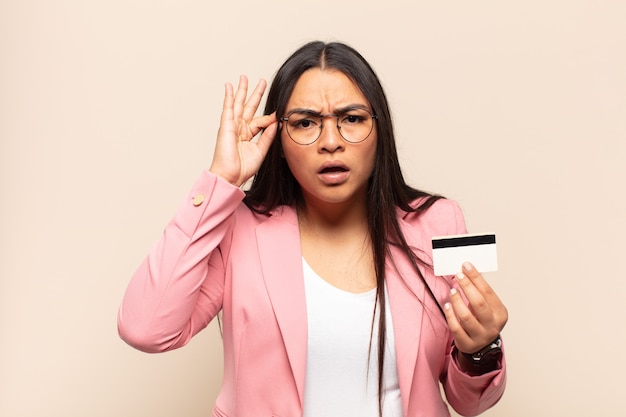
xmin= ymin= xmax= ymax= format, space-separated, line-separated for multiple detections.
xmin=302 ymin=258 xmax=403 ymax=417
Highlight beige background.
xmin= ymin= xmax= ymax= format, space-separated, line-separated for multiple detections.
xmin=1 ymin=0 xmax=625 ymax=416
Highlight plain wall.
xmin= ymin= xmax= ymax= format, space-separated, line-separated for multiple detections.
xmin=1 ymin=1 xmax=625 ymax=416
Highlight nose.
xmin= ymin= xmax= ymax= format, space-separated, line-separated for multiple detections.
xmin=317 ymin=117 xmax=344 ymax=153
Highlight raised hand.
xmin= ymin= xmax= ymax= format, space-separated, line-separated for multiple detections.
xmin=209 ymin=75 xmax=278 ymax=187
xmin=444 ymin=262 xmax=508 ymax=356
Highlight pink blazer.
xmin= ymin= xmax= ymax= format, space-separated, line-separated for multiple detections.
xmin=118 ymin=171 xmax=506 ymax=417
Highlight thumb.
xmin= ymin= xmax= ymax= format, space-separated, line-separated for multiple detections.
xmin=255 ymin=118 xmax=278 ymax=157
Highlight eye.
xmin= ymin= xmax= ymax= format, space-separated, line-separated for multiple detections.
xmin=342 ymin=113 xmax=366 ymax=125
xmin=289 ymin=115 xmax=319 ymax=130
xmin=296 ymin=119 xmax=314 ymax=128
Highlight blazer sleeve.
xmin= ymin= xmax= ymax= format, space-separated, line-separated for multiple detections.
xmin=443 ymin=341 xmax=507 ymax=416
xmin=436 ymin=200 xmax=507 ymax=416
xmin=117 ymin=171 xmax=244 ymax=353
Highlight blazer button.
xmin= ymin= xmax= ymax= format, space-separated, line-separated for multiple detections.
xmin=192 ymin=193 xmax=205 ymax=206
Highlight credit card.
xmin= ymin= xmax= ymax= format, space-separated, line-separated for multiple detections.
xmin=432 ymin=233 xmax=498 ymax=276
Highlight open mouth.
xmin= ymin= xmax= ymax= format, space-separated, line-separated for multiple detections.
xmin=318 ymin=161 xmax=349 ymax=174
xmin=319 ymin=166 xmax=348 ymax=174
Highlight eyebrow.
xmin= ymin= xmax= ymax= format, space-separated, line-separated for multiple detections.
xmin=286 ymin=104 xmax=372 ymax=115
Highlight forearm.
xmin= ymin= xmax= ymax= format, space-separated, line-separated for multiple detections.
xmin=117 ymin=171 xmax=244 ymax=352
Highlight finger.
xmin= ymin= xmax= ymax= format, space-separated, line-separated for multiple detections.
xmin=461 ymin=262 xmax=494 ymax=294
xmin=443 ymin=301 xmax=481 ymax=353
xmin=233 ymin=75 xmax=249 ymax=120
xmin=220 ymin=82 xmax=235 ymax=126
xmin=446 ymin=290 xmax=497 ymax=353
xmin=255 ymin=115 xmax=278 ymax=156
xmin=248 ymin=113 xmax=278 ymax=137
xmin=455 ymin=270 xmax=492 ymax=323
xmin=461 ymin=262 xmax=508 ymax=321
xmin=444 ymin=298 xmax=465 ymax=333
xmin=242 ymin=79 xmax=267 ymax=121
xmin=447 ymin=287 xmax=483 ymax=339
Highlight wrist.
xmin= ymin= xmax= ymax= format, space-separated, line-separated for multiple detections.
xmin=453 ymin=336 xmax=502 ymax=375
xmin=208 ymin=168 xmax=241 ymax=188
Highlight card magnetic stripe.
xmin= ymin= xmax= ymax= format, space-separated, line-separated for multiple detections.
xmin=431 ymin=234 xmax=496 ymax=249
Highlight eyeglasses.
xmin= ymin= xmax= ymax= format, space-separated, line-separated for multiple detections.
xmin=280 ymin=108 xmax=377 ymax=145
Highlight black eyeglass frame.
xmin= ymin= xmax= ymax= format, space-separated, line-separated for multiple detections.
xmin=280 ymin=108 xmax=378 ymax=145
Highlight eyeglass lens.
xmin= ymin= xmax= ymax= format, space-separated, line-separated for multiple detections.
xmin=284 ymin=109 xmax=375 ymax=145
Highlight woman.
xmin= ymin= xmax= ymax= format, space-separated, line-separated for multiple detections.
xmin=118 ymin=41 xmax=508 ymax=417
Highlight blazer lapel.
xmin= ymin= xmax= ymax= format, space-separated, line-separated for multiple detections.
xmin=386 ymin=244 xmax=424 ymax=416
xmin=387 ymin=216 xmax=442 ymax=416
xmin=255 ymin=206 xmax=307 ymax=408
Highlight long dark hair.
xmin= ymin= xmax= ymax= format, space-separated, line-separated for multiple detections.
xmin=244 ymin=41 xmax=444 ymax=414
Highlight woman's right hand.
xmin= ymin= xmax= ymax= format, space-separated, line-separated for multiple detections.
xmin=209 ymin=75 xmax=278 ymax=187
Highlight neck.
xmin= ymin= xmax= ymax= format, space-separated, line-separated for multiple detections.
xmin=297 ymin=194 xmax=375 ymax=293
xmin=298 ymin=197 xmax=368 ymax=235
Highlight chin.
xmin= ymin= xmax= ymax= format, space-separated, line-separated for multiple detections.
xmin=307 ymin=188 xmax=366 ymax=207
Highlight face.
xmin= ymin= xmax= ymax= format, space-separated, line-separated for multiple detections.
xmin=281 ymin=68 xmax=377 ymax=210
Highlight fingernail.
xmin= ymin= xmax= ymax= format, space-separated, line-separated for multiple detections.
xmin=463 ymin=262 xmax=473 ymax=272
xmin=450 ymin=288 xmax=458 ymax=296
xmin=444 ymin=302 xmax=451 ymax=310
xmin=456 ymin=272 xmax=465 ymax=280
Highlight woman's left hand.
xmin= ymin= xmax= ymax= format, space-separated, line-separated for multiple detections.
xmin=444 ymin=262 xmax=508 ymax=355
